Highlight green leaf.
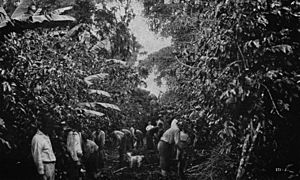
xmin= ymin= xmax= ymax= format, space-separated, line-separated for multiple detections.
xmin=220 ymin=90 xmax=229 ymax=100
xmin=78 ymin=102 xmax=96 ymax=109
xmin=91 ymin=39 xmax=111 ymax=52
xmin=227 ymin=128 xmax=234 ymax=138
xmin=33 ymin=8 xmax=42 ymax=16
xmin=96 ymin=102 xmax=121 ymax=111
xmin=283 ymin=103 xmax=290 ymax=111
xmin=271 ymin=44 xmax=293 ymax=54
xmin=11 ymin=0 xmax=33 ymax=20
xmin=82 ymin=109 xmax=105 ymax=117
xmin=47 ymin=13 xmax=76 ymax=22
xmin=51 ymin=6 xmax=73 ymax=15
xmin=258 ymin=15 xmax=268 ymax=26
xmin=84 ymin=73 xmax=109 ymax=86
xmin=0 ymin=117 xmax=5 ymax=128
xmin=31 ymin=15 xmax=49 ymax=23
xmin=0 ymin=137 xmax=11 ymax=149
xmin=106 ymin=59 xmax=126 ymax=66
xmin=2 ymin=81 xmax=12 ymax=92
xmin=0 ymin=6 xmax=10 ymax=28
xmin=252 ymin=40 xmax=260 ymax=48
xmin=88 ymin=89 xmax=111 ymax=97
xmin=78 ymin=102 xmax=121 ymax=111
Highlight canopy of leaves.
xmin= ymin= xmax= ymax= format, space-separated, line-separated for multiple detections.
xmin=0 ymin=0 xmax=155 ymax=179
xmin=142 ymin=0 xmax=300 ymax=179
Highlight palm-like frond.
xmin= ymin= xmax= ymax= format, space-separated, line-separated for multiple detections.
xmin=106 ymin=59 xmax=126 ymax=65
xmin=78 ymin=102 xmax=96 ymax=109
xmin=82 ymin=109 xmax=105 ymax=117
xmin=47 ymin=13 xmax=76 ymax=22
xmin=33 ymin=8 xmax=42 ymax=15
xmin=97 ymin=102 xmax=121 ymax=111
xmin=0 ymin=6 xmax=10 ymax=28
xmin=1 ymin=1 xmax=75 ymax=34
xmin=51 ymin=6 xmax=73 ymax=15
xmin=11 ymin=0 xmax=33 ymax=20
xmin=84 ymin=73 xmax=109 ymax=86
xmin=78 ymin=102 xmax=121 ymax=111
xmin=88 ymin=89 xmax=111 ymax=97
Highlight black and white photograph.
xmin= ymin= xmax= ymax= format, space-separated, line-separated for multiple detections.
xmin=1 ymin=0 xmax=300 ymax=179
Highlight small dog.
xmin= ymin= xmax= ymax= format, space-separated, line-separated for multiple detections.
xmin=126 ymin=152 xmax=144 ymax=168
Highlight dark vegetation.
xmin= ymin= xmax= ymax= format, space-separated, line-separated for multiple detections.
xmin=141 ymin=0 xmax=300 ymax=179
xmin=0 ymin=0 xmax=156 ymax=179
xmin=1 ymin=0 xmax=300 ymax=180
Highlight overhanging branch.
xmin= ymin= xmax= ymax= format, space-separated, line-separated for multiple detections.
xmin=260 ymin=83 xmax=284 ymax=118
xmin=175 ymin=56 xmax=199 ymax=69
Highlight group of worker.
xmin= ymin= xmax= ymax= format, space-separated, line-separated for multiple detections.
xmin=31 ymin=112 xmax=190 ymax=180
xmin=31 ymin=113 xmax=107 ymax=180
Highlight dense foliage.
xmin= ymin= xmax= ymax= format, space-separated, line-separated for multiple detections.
xmin=141 ymin=0 xmax=300 ymax=179
xmin=0 ymin=0 xmax=155 ymax=179
xmin=1 ymin=0 xmax=300 ymax=179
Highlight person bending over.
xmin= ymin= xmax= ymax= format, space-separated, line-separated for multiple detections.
xmin=92 ymin=128 xmax=105 ymax=170
xmin=82 ymin=132 xmax=99 ymax=180
xmin=157 ymin=119 xmax=181 ymax=178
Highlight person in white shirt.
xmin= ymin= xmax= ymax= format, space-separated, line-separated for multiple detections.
xmin=121 ymin=128 xmax=134 ymax=151
xmin=146 ymin=121 xmax=154 ymax=131
xmin=130 ymin=127 xmax=144 ymax=149
xmin=92 ymin=129 xmax=105 ymax=170
xmin=146 ymin=121 xmax=155 ymax=150
xmin=157 ymin=119 xmax=181 ymax=177
xmin=112 ymin=130 xmax=131 ymax=165
xmin=31 ymin=113 xmax=56 ymax=180
xmin=157 ymin=119 xmax=164 ymax=128
xmin=171 ymin=119 xmax=179 ymax=129
xmin=66 ymin=127 xmax=83 ymax=180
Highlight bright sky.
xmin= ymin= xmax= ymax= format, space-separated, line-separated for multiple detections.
xmin=129 ymin=1 xmax=171 ymax=97
xmin=105 ymin=0 xmax=171 ymax=97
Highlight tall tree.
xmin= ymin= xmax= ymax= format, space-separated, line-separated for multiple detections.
xmin=142 ymin=0 xmax=300 ymax=179
xmin=0 ymin=1 xmax=150 ymax=179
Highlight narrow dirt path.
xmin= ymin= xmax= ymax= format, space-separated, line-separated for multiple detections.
xmin=97 ymin=147 xmax=199 ymax=180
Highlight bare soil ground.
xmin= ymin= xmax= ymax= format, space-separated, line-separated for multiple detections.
xmin=97 ymin=148 xmax=197 ymax=180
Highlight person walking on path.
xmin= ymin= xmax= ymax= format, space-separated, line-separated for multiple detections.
xmin=153 ymin=120 xmax=165 ymax=148
xmin=31 ymin=113 xmax=56 ymax=180
xmin=66 ymin=127 xmax=83 ymax=180
xmin=147 ymin=120 xmax=165 ymax=150
xmin=121 ymin=128 xmax=134 ymax=151
xmin=82 ymin=132 xmax=99 ymax=180
xmin=92 ymin=129 xmax=105 ymax=170
xmin=130 ymin=127 xmax=144 ymax=149
xmin=157 ymin=119 xmax=181 ymax=178
xmin=112 ymin=130 xmax=127 ymax=165
xmin=146 ymin=121 xmax=155 ymax=150
xmin=176 ymin=122 xmax=190 ymax=180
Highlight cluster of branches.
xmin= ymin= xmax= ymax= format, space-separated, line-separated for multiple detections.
xmin=142 ymin=0 xmax=300 ymax=179
xmin=0 ymin=0 xmax=156 ymax=179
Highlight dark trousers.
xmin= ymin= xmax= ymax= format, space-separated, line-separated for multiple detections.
xmin=98 ymin=149 xmax=104 ymax=169
xmin=177 ymin=150 xmax=187 ymax=179
xmin=67 ymin=159 xmax=81 ymax=180
xmin=146 ymin=133 xmax=154 ymax=150
xmin=85 ymin=152 xmax=99 ymax=180
xmin=119 ymin=136 xmax=127 ymax=164
xmin=158 ymin=140 xmax=173 ymax=171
